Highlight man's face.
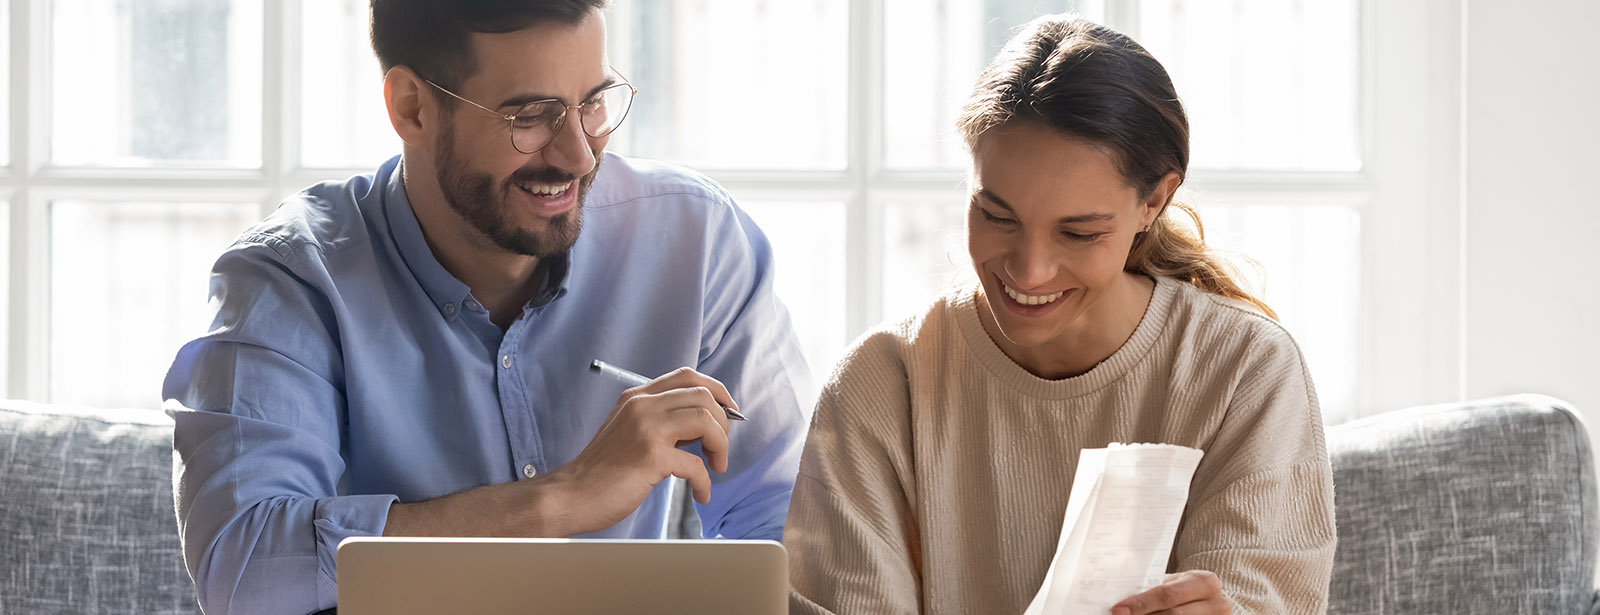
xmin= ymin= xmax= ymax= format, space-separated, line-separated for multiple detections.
xmin=432 ymin=11 xmax=611 ymax=258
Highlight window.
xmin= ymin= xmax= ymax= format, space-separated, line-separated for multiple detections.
xmin=605 ymin=0 xmax=1366 ymax=417
xmin=1 ymin=200 xmax=9 ymax=399
xmin=4 ymin=0 xmax=1385 ymax=421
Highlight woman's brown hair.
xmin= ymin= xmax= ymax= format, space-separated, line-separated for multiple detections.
xmin=956 ymin=15 xmax=1276 ymax=319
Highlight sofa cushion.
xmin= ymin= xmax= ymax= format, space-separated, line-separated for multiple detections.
xmin=1328 ymin=394 xmax=1597 ymax=615
xmin=0 ymin=400 xmax=199 ymax=614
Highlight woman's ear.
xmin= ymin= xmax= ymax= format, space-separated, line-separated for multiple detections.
xmin=383 ymin=66 xmax=433 ymax=148
xmin=1142 ymin=171 xmax=1183 ymax=227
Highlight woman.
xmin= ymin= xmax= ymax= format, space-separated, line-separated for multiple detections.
xmin=785 ymin=15 xmax=1336 ymax=615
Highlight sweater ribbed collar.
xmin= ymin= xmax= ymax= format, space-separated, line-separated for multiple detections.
xmin=951 ymin=276 xmax=1178 ymax=399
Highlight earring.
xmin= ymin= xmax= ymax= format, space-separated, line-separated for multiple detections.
xmin=1140 ymin=224 xmax=1151 ymax=233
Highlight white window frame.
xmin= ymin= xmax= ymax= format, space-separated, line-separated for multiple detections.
xmin=5 ymin=0 xmax=1465 ymax=419
xmin=703 ymin=0 xmax=1468 ymax=419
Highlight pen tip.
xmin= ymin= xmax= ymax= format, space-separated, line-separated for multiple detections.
xmin=589 ymin=360 xmax=601 ymax=371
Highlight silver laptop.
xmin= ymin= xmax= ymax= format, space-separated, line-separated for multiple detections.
xmin=336 ymin=537 xmax=788 ymax=615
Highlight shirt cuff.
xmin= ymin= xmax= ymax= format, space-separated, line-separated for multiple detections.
xmin=312 ymin=493 xmax=400 ymax=606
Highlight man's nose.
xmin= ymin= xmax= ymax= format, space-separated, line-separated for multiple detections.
xmin=541 ymin=110 xmax=598 ymax=178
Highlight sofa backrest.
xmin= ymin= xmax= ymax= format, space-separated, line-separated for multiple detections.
xmin=8 ymin=393 xmax=1597 ymax=613
xmin=0 ymin=400 xmax=200 ymax=614
xmin=1328 ymin=394 xmax=1598 ymax=615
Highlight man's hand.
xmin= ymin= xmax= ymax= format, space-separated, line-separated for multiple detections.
xmin=1110 ymin=570 xmax=1232 ymax=615
xmin=383 ymin=367 xmax=736 ymax=539
xmin=538 ymin=367 xmax=735 ymax=534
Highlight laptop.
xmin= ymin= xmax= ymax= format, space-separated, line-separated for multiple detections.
xmin=336 ymin=537 xmax=788 ymax=615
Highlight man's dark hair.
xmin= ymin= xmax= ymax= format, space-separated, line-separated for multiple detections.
xmin=370 ymin=0 xmax=608 ymax=92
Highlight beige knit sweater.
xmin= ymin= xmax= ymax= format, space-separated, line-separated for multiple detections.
xmin=785 ymin=277 xmax=1336 ymax=615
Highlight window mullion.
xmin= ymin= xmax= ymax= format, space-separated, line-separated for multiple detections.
xmin=264 ymin=0 xmax=291 ymax=217
xmin=9 ymin=0 xmax=52 ymax=400
xmin=846 ymin=0 xmax=885 ymax=340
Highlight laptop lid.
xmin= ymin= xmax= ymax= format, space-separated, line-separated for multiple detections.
xmin=336 ymin=537 xmax=788 ymax=615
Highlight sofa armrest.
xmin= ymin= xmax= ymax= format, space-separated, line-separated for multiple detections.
xmin=0 ymin=400 xmax=200 ymax=614
xmin=1328 ymin=394 xmax=1598 ymax=615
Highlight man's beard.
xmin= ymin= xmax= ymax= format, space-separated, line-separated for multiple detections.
xmin=433 ymin=123 xmax=599 ymax=258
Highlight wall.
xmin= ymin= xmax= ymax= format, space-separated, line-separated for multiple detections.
xmin=1463 ymin=0 xmax=1600 ymax=441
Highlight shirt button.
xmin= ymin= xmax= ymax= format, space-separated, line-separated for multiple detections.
xmin=501 ymin=354 xmax=513 ymax=369
xmin=522 ymin=464 xmax=537 ymax=478
xmin=465 ymin=299 xmax=481 ymax=311
xmin=442 ymin=302 xmax=456 ymax=316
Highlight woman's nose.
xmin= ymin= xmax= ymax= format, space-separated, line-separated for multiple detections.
xmin=1003 ymin=238 xmax=1058 ymax=289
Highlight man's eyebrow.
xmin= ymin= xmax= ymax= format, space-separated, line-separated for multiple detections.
xmin=497 ymin=76 xmax=620 ymax=110
xmin=975 ymin=188 xmax=1115 ymax=223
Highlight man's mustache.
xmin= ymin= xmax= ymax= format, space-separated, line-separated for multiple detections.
xmin=507 ymin=167 xmax=578 ymax=186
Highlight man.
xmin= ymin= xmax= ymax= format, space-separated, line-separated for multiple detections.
xmin=162 ymin=1 xmax=813 ymax=613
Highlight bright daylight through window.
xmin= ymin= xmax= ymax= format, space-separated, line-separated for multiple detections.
xmin=3 ymin=0 xmax=1361 ymax=421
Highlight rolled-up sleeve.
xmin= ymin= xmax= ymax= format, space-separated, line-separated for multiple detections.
xmin=164 ymin=242 xmax=389 ymax=615
xmin=690 ymin=199 xmax=814 ymax=541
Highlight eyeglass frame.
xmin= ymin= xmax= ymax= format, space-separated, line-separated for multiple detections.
xmin=422 ymin=66 xmax=638 ymax=155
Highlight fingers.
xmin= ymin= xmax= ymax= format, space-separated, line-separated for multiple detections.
xmin=663 ymin=405 xmax=730 ymax=474
xmin=666 ymin=449 xmax=714 ymax=504
xmin=641 ymin=386 xmax=731 ymax=437
xmin=1111 ymin=570 xmax=1230 ymax=615
xmin=566 ymin=371 xmax=735 ymax=519
xmin=624 ymin=367 xmax=739 ymax=419
xmin=616 ymin=387 xmax=730 ymax=473
xmin=645 ymin=407 xmax=727 ymax=505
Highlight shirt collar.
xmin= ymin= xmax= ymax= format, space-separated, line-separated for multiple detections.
xmin=383 ymin=159 xmax=571 ymax=321
xmin=531 ymin=251 xmax=571 ymax=309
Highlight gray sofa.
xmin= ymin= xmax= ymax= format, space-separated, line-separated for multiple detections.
xmin=2 ymin=395 xmax=1597 ymax=614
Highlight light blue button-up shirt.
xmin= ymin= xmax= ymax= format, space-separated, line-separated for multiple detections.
xmin=163 ymin=153 xmax=814 ymax=615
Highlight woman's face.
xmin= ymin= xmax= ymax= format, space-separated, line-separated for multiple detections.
xmin=966 ymin=121 xmax=1169 ymax=353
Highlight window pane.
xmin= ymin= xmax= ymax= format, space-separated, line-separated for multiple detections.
xmin=883 ymin=0 xmax=1081 ymax=170
xmin=1 ymin=201 xmax=8 ymax=398
xmin=300 ymin=0 xmax=400 ymax=168
xmin=1138 ymin=0 xmax=1361 ymax=171
xmin=881 ymin=198 xmax=971 ymax=321
xmin=607 ymin=0 xmax=848 ymax=170
xmin=741 ymin=201 xmax=847 ymax=382
xmin=52 ymin=0 xmax=263 ymax=167
xmin=50 ymin=201 xmax=259 ymax=408
xmin=1197 ymin=201 xmax=1361 ymax=421
xmin=0 ymin=0 xmax=9 ymax=167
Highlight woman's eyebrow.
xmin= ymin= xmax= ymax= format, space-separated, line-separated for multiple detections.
xmin=976 ymin=189 xmax=1115 ymax=223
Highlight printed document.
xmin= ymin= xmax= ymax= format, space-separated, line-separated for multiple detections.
xmin=1023 ymin=443 xmax=1204 ymax=615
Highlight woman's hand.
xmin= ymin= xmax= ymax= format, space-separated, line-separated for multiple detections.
xmin=1110 ymin=570 xmax=1232 ymax=615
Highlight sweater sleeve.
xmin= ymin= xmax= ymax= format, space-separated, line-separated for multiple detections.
xmin=784 ymin=333 xmax=923 ymax=615
xmin=1171 ymin=322 xmax=1338 ymax=615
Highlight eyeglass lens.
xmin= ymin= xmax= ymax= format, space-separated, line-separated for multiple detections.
xmin=510 ymin=83 xmax=635 ymax=154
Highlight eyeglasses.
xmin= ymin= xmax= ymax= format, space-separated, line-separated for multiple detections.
xmin=424 ymin=67 xmax=637 ymax=155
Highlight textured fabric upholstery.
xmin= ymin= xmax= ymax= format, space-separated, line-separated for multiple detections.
xmin=5 ymin=395 xmax=1598 ymax=613
xmin=1328 ymin=394 xmax=1599 ymax=615
xmin=0 ymin=401 xmax=199 ymax=614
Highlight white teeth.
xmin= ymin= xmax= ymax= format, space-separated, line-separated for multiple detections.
xmin=1003 ymin=284 xmax=1065 ymax=306
xmin=518 ymin=182 xmax=570 ymax=197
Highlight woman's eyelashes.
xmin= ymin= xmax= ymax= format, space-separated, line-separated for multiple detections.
xmin=1061 ymin=231 xmax=1104 ymax=243
xmin=972 ymin=199 xmax=1113 ymax=243
xmin=975 ymin=206 xmax=1107 ymax=244
xmin=977 ymin=206 xmax=1017 ymax=226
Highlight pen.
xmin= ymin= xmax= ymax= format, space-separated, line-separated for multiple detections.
xmin=589 ymin=359 xmax=748 ymax=421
